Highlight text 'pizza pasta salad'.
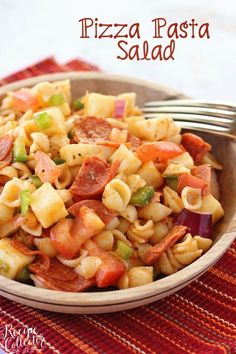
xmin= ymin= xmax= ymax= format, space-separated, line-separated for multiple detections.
xmin=0 ymin=80 xmax=224 ymax=291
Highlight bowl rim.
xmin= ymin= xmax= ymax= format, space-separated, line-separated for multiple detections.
xmin=0 ymin=71 xmax=235 ymax=307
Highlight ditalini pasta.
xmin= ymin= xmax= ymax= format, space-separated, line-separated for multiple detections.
xmin=0 ymin=80 xmax=224 ymax=292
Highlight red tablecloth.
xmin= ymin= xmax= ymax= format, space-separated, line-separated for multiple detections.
xmin=0 ymin=58 xmax=235 ymax=354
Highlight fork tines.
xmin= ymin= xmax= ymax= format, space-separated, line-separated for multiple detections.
xmin=142 ymin=99 xmax=236 ymax=136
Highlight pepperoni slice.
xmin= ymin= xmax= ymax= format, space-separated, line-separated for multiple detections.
xmin=74 ymin=116 xmax=113 ymax=143
xmin=12 ymin=90 xmax=39 ymax=112
xmin=70 ymin=156 xmax=120 ymax=197
xmin=30 ymin=258 xmax=77 ymax=281
xmin=29 ymin=258 xmax=95 ymax=292
xmin=35 ymin=151 xmax=61 ymax=184
xmin=11 ymin=239 xmax=50 ymax=271
xmin=145 ymin=225 xmax=187 ymax=265
xmin=182 ymin=133 xmax=211 ymax=162
xmin=32 ymin=274 xmax=95 ymax=292
xmin=68 ymin=200 xmax=118 ymax=225
xmin=0 ymin=135 xmax=13 ymax=161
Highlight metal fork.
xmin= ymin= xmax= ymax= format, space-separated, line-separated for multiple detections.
xmin=142 ymin=99 xmax=236 ymax=137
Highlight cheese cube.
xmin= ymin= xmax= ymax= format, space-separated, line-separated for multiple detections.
xmin=0 ymin=239 xmax=34 ymax=279
xmin=30 ymin=183 xmax=68 ymax=228
xmin=60 ymin=143 xmax=116 ymax=166
xmin=33 ymin=107 xmax=66 ymax=136
xmin=110 ymin=144 xmax=142 ymax=174
xmin=198 ymin=194 xmax=224 ymax=224
xmin=84 ymin=93 xmax=115 ymax=118
xmin=137 ymin=161 xmax=163 ymax=188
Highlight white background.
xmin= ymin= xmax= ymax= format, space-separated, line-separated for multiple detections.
xmin=0 ymin=0 xmax=235 ymax=100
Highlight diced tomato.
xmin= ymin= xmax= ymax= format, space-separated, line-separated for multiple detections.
xmin=181 ymin=133 xmax=211 ymax=162
xmin=50 ymin=206 xmax=105 ymax=259
xmin=29 ymin=258 xmax=95 ymax=292
xmin=68 ymin=200 xmax=118 ymax=225
xmin=35 ymin=151 xmax=61 ymax=184
xmin=177 ymin=173 xmax=207 ymax=195
xmin=12 ymin=90 xmax=39 ymax=112
xmin=191 ymin=165 xmax=211 ymax=196
xmin=136 ymin=142 xmax=183 ymax=163
xmin=84 ymin=240 xmax=126 ymax=288
xmin=70 ymin=156 xmax=120 ymax=198
xmin=74 ymin=116 xmax=114 ymax=143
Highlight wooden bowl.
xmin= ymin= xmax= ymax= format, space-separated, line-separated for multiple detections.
xmin=0 ymin=72 xmax=235 ymax=314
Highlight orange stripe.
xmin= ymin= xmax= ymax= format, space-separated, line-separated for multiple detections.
xmin=84 ymin=315 xmax=146 ymax=354
xmin=209 ymin=268 xmax=236 ymax=285
xmin=166 ymin=298 xmax=235 ymax=339
xmin=174 ymin=294 xmax=236 ymax=334
xmin=144 ymin=306 xmax=228 ymax=354
xmin=15 ymin=303 xmax=97 ymax=354
xmin=228 ymin=250 xmax=236 ymax=257
xmin=188 ymin=285 xmax=236 ymax=312
xmin=126 ymin=312 xmax=192 ymax=354
xmin=196 ymin=279 xmax=235 ymax=302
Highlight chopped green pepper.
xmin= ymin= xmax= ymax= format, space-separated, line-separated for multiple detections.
xmin=16 ymin=267 xmax=30 ymax=282
xmin=130 ymin=186 xmax=155 ymax=206
xmin=34 ymin=112 xmax=52 ymax=130
xmin=20 ymin=189 xmax=31 ymax=216
xmin=73 ymin=99 xmax=84 ymax=110
xmin=53 ymin=157 xmax=66 ymax=165
xmin=115 ymin=240 xmax=133 ymax=260
xmin=166 ymin=176 xmax=178 ymax=192
xmin=48 ymin=93 xmax=64 ymax=106
xmin=31 ymin=175 xmax=43 ymax=188
xmin=13 ymin=136 xmax=27 ymax=162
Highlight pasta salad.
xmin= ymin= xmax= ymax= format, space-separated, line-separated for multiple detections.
xmin=0 ymin=80 xmax=224 ymax=291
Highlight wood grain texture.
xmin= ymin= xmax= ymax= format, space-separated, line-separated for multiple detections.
xmin=0 ymin=72 xmax=235 ymax=314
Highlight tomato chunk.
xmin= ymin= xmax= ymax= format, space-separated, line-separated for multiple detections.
xmin=12 ymin=90 xmax=39 ymax=112
xmin=181 ymin=133 xmax=211 ymax=162
xmin=84 ymin=240 xmax=126 ymax=288
xmin=35 ymin=151 xmax=61 ymax=184
xmin=177 ymin=173 xmax=207 ymax=195
xmin=50 ymin=206 xmax=105 ymax=259
xmin=191 ymin=164 xmax=211 ymax=196
xmin=136 ymin=142 xmax=183 ymax=163
xmin=70 ymin=156 xmax=120 ymax=197
xmin=68 ymin=200 xmax=118 ymax=225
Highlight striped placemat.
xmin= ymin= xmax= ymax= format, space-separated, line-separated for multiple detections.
xmin=0 ymin=58 xmax=235 ymax=354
